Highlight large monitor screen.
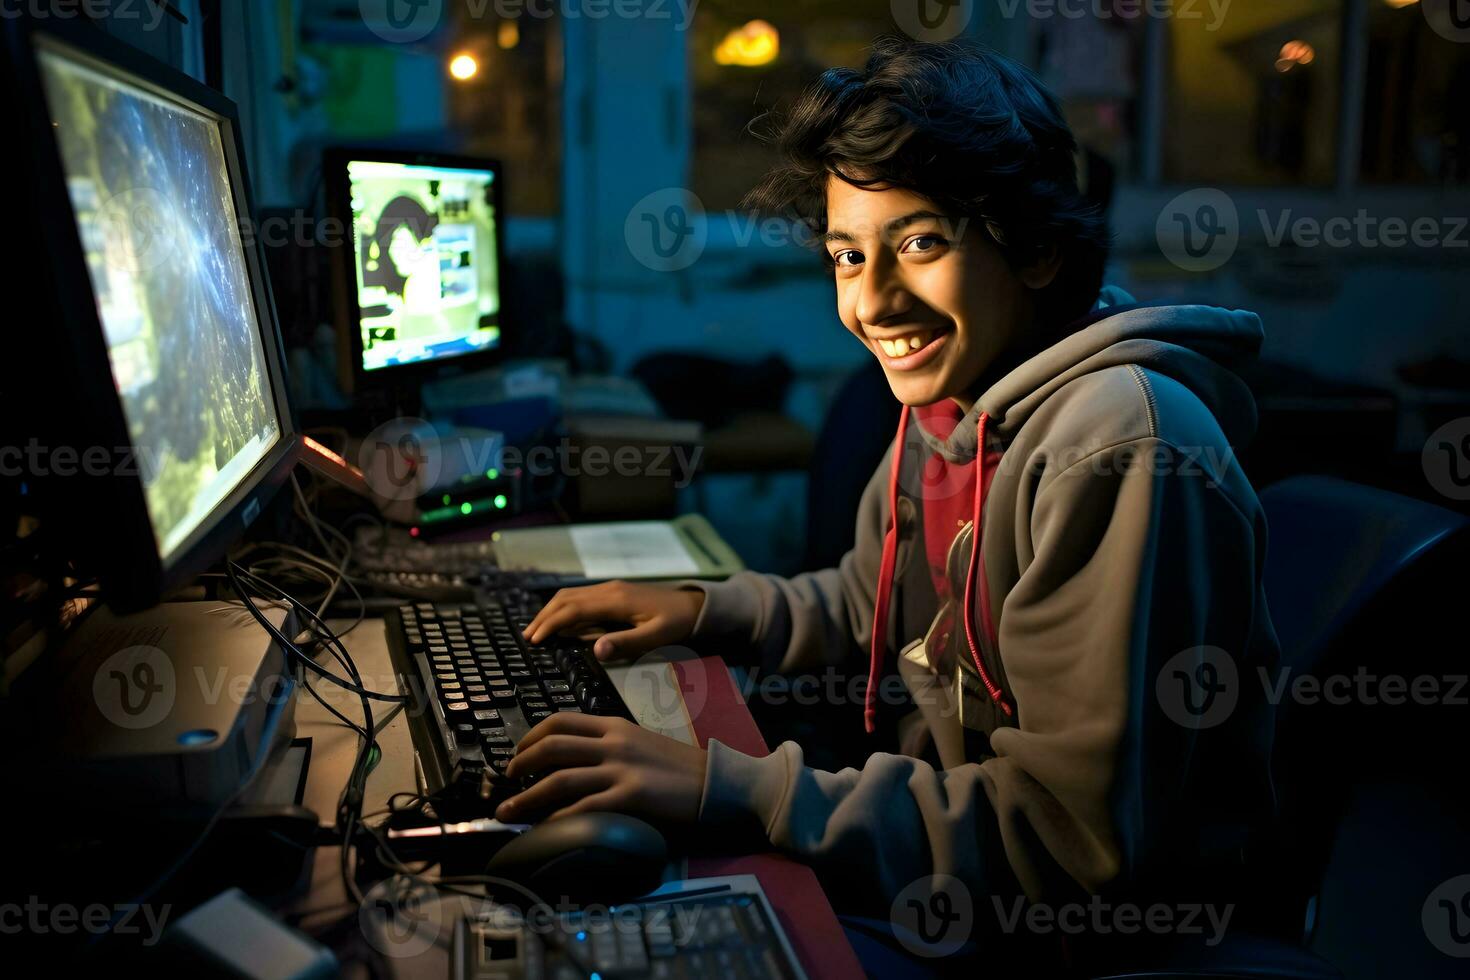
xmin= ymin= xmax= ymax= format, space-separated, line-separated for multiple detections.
xmin=344 ymin=159 xmax=502 ymax=373
xmin=37 ymin=40 xmax=281 ymax=565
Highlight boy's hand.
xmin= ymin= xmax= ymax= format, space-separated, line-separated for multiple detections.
xmin=522 ymin=581 xmax=704 ymax=662
xmin=496 ymin=714 xmax=707 ymax=825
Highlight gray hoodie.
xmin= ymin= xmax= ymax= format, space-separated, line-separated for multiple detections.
xmin=684 ymin=290 xmax=1280 ymax=925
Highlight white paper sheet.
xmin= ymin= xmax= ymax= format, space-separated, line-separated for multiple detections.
xmin=569 ymin=521 xmax=700 ymax=579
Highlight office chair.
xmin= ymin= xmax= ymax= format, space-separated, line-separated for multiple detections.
xmin=1092 ymin=475 xmax=1469 ymax=979
xmin=805 ymin=359 xmax=901 ymax=569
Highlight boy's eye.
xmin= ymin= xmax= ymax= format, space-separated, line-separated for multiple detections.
xmin=901 ymin=234 xmax=947 ymax=255
xmin=832 ymin=249 xmax=864 ymax=268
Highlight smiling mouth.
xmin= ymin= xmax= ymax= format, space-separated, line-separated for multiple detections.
xmin=869 ymin=325 xmax=952 ymax=369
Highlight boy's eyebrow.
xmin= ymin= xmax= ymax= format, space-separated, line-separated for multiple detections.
xmin=822 ymin=210 xmax=952 ymax=246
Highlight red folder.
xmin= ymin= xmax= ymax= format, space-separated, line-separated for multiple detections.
xmin=675 ymin=657 xmax=864 ymax=980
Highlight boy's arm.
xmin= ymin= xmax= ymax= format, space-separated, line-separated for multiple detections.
xmin=681 ymin=443 xmax=896 ymax=675
xmin=696 ymin=437 xmax=1277 ymax=909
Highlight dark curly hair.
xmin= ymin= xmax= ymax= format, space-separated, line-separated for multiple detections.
xmin=743 ymin=36 xmax=1111 ymax=329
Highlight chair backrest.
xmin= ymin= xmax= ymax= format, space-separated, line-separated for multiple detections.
xmin=1260 ymin=475 xmax=1467 ymax=673
xmin=1258 ymin=476 xmax=1469 ymax=978
xmin=805 ymin=360 xmax=900 ymax=570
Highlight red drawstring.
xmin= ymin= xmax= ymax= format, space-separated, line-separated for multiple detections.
xmin=962 ymin=412 xmax=1012 ymax=717
xmin=865 ymin=406 xmax=909 ymax=733
xmin=865 ymin=407 xmax=1011 ymax=734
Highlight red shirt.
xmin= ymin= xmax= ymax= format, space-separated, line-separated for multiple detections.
xmin=913 ymin=402 xmax=1003 ymax=651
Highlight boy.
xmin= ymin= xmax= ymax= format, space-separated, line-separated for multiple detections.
xmin=498 ymin=37 xmax=1278 ymax=958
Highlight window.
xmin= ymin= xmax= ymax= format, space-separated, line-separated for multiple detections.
xmin=299 ymin=10 xmax=562 ymax=214
xmin=1164 ymin=0 xmax=1344 ymax=186
xmin=1036 ymin=13 xmax=1147 ymax=188
xmin=1359 ymin=0 xmax=1470 ymax=184
xmin=444 ymin=9 xmax=563 ymax=214
xmin=690 ymin=1 xmax=902 ymax=210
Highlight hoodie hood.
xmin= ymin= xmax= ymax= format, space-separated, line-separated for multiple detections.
xmin=915 ymin=288 xmax=1265 ymax=462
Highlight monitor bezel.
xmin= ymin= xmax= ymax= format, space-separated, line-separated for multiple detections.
xmin=324 ymin=145 xmax=509 ymax=395
xmin=3 ymin=16 xmax=298 ymax=611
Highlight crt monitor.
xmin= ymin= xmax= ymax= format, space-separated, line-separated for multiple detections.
xmin=6 ymin=18 xmax=297 ymax=609
xmin=326 ymin=149 xmax=506 ymax=393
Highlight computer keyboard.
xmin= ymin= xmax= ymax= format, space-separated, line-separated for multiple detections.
xmin=385 ymin=587 xmax=633 ymax=811
xmin=453 ymin=877 xmax=807 ymax=980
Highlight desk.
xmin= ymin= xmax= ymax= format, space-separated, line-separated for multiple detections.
xmin=286 ymin=618 xmax=863 ymax=979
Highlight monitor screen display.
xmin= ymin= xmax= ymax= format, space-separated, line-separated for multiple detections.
xmin=344 ymin=159 xmax=502 ymax=373
xmin=37 ymin=40 xmax=282 ymax=565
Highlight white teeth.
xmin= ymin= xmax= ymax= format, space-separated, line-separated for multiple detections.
xmin=878 ymin=332 xmax=933 ymax=358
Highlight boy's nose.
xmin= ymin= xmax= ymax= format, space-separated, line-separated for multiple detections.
xmin=855 ymin=257 xmax=913 ymax=327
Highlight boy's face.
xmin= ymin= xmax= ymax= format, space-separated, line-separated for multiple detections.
xmin=825 ymin=178 xmax=1041 ymax=408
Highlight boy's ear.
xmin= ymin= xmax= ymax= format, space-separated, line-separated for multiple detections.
xmin=1018 ymin=244 xmax=1063 ymax=290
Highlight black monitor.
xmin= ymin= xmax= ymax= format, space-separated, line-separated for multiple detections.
xmin=325 ymin=148 xmax=507 ymax=395
xmin=3 ymin=17 xmax=297 ymax=611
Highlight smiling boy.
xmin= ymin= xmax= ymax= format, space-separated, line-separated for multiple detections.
xmin=499 ymin=37 xmax=1279 ymax=959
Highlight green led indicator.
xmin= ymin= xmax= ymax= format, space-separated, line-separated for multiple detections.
xmin=486 ymin=468 xmax=499 ymax=480
xmin=441 ymin=494 xmax=451 ymax=507
xmin=460 ymin=502 xmax=473 ymax=515
xmin=493 ymin=494 xmax=508 ymax=510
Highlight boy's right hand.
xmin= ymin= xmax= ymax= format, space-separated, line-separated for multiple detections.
xmin=521 ymin=581 xmax=705 ymax=662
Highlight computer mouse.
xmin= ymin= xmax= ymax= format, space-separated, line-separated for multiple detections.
xmin=484 ymin=813 xmax=667 ymax=906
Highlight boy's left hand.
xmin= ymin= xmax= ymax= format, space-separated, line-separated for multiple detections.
xmin=496 ymin=714 xmax=708 ymax=825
